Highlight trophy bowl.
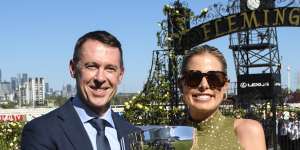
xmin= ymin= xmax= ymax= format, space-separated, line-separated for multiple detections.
xmin=128 ymin=125 xmax=194 ymax=150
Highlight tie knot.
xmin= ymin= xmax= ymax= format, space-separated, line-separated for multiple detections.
xmin=90 ymin=118 xmax=111 ymax=132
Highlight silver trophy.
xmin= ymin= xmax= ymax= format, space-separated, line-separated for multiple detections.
xmin=128 ymin=125 xmax=194 ymax=150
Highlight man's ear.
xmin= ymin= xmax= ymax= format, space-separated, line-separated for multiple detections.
xmin=69 ymin=60 xmax=77 ymax=78
xmin=118 ymin=67 xmax=125 ymax=84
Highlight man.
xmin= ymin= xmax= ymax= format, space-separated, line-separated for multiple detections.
xmin=21 ymin=31 xmax=141 ymax=150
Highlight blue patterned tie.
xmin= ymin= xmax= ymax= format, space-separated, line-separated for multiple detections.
xmin=90 ymin=118 xmax=111 ymax=150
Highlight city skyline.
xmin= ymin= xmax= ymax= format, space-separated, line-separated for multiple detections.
xmin=0 ymin=0 xmax=299 ymax=92
xmin=0 ymin=70 xmax=77 ymax=104
xmin=0 ymin=70 xmax=73 ymax=91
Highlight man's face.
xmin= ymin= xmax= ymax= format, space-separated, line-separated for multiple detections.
xmin=70 ymin=39 xmax=124 ymax=115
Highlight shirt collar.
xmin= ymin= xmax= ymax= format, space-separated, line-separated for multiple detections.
xmin=72 ymin=96 xmax=115 ymax=128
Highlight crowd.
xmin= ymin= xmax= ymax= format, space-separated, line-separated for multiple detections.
xmin=262 ymin=110 xmax=300 ymax=150
xmin=277 ymin=111 xmax=300 ymax=150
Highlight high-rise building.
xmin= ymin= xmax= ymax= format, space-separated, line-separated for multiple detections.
xmin=297 ymin=72 xmax=300 ymax=90
xmin=21 ymin=73 xmax=28 ymax=85
xmin=0 ymin=69 xmax=2 ymax=82
xmin=20 ymin=77 xmax=45 ymax=106
xmin=0 ymin=81 xmax=13 ymax=101
xmin=31 ymin=77 xmax=45 ymax=106
xmin=17 ymin=73 xmax=28 ymax=86
xmin=62 ymin=84 xmax=75 ymax=98
xmin=45 ymin=82 xmax=49 ymax=93
xmin=10 ymin=77 xmax=18 ymax=91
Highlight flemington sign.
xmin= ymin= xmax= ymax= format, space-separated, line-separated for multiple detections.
xmin=182 ymin=7 xmax=300 ymax=49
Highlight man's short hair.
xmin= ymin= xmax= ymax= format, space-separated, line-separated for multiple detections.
xmin=73 ymin=31 xmax=123 ymax=68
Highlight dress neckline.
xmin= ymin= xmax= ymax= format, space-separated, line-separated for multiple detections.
xmin=192 ymin=110 xmax=226 ymax=132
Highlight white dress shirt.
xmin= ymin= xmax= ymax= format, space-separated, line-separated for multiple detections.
xmin=73 ymin=96 xmax=121 ymax=150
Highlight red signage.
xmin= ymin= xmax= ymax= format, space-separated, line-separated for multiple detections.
xmin=0 ymin=114 xmax=26 ymax=122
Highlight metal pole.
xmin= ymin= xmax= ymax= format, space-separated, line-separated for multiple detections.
xmin=271 ymin=97 xmax=277 ymax=150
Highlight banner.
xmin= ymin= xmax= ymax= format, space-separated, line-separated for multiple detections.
xmin=237 ymin=73 xmax=281 ymax=99
xmin=182 ymin=7 xmax=300 ymax=50
xmin=0 ymin=114 xmax=26 ymax=122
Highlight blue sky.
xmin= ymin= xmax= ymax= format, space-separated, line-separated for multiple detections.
xmin=0 ymin=0 xmax=299 ymax=92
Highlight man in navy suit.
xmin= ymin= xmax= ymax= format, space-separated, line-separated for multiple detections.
xmin=21 ymin=31 xmax=141 ymax=150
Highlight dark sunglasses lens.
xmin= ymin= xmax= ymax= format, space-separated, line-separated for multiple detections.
xmin=185 ymin=71 xmax=203 ymax=87
xmin=206 ymin=72 xmax=226 ymax=88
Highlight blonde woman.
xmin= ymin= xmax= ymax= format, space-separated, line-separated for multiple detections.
xmin=179 ymin=45 xmax=266 ymax=150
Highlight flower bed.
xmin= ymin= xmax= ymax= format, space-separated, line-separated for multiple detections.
xmin=0 ymin=121 xmax=25 ymax=150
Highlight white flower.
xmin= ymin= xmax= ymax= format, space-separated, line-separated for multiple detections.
xmin=202 ymin=8 xmax=208 ymax=13
xmin=124 ymin=102 xmax=129 ymax=106
xmin=136 ymin=103 xmax=143 ymax=109
xmin=125 ymin=105 xmax=130 ymax=110
xmin=10 ymin=122 xmax=16 ymax=126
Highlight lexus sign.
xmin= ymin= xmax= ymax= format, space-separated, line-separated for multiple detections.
xmin=237 ymin=73 xmax=281 ymax=99
xmin=239 ymin=82 xmax=270 ymax=88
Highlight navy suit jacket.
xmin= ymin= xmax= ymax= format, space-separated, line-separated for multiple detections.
xmin=21 ymin=98 xmax=141 ymax=150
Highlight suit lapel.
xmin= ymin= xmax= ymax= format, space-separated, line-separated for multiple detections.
xmin=112 ymin=111 xmax=128 ymax=139
xmin=112 ymin=111 xmax=138 ymax=150
xmin=57 ymin=99 xmax=93 ymax=150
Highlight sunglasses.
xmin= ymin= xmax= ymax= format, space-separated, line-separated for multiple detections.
xmin=182 ymin=70 xmax=228 ymax=89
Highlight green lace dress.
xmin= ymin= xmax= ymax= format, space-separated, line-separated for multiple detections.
xmin=190 ymin=110 xmax=243 ymax=150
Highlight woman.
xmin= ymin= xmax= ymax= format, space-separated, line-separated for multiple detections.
xmin=179 ymin=45 xmax=266 ymax=150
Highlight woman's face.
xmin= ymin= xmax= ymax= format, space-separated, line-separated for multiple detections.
xmin=182 ymin=53 xmax=228 ymax=119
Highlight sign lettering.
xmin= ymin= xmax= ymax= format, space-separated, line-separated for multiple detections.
xmin=182 ymin=7 xmax=300 ymax=50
